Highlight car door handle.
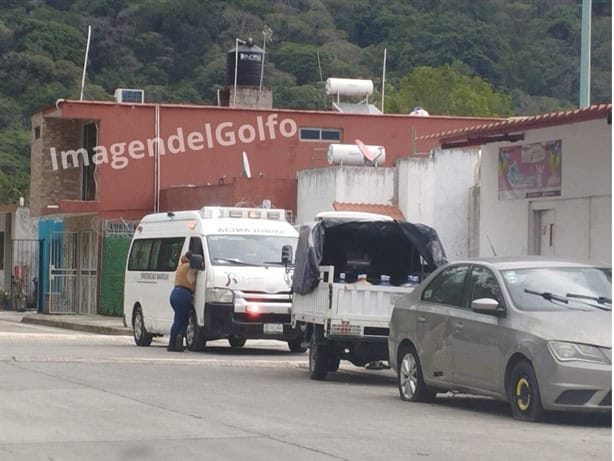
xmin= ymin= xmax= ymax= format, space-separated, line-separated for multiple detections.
xmin=455 ymin=321 xmax=463 ymax=332
xmin=417 ymin=317 xmax=427 ymax=324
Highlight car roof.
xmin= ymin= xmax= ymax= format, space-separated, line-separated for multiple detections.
xmin=445 ymin=256 xmax=610 ymax=271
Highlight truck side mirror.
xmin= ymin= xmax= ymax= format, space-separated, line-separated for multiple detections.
xmin=281 ymin=245 xmax=293 ymax=264
xmin=189 ymin=254 xmax=204 ymax=270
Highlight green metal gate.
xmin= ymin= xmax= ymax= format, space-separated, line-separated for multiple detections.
xmin=98 ymin=220 xmax=137 ymax=316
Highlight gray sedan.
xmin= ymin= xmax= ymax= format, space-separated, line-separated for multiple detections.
xmin=388 ymin=257 xmax=612 ymax=421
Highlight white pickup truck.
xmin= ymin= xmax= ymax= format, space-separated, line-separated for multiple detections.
xmin=291 ymin=212 xmax=447 ymax=380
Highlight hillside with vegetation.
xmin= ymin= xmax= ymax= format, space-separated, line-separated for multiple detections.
xmin=0 ymin=0 xmax=611 ymax=203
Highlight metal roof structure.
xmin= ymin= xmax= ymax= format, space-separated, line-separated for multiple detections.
xmin=418 ymin=103 xmax=612 ymax=149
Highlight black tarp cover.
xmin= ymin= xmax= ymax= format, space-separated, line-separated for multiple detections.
xmin=292 ymin=219 xmax=447 ymax=295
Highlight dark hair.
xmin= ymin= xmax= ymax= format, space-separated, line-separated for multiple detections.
xmin=184 ymin=250 xmax=193 ymax=259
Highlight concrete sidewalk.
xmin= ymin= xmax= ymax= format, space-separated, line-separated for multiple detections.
xmin=1 ymin=309 xmax=132 ymax=336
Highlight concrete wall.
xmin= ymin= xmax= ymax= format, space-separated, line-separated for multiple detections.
xmin=397 ymin=149 xmax=480 ymax=260
xmin=479 ymin=118 xmax=611 ymax=264
xmin=398 ymin=158 xmax=435 ymax=225
xmin=296 ymin=166 xmax=396 ymax=224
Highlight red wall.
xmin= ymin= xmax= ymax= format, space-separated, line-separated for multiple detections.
xmin=159 ymin=178 xmax=297 ymax=213
xmin=55 ymin=101 xmax=497 ymax=220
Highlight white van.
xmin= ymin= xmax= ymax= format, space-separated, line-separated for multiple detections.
xmin=123 ymin=206 xmax=303 ymax=351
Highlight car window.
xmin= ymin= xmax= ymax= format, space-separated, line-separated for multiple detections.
xmin=468 ymin=266 xmax=504 ymax=307
xmin=422 ymin=265 xmax=469 ymax=307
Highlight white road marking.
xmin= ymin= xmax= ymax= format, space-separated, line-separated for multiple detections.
xmin=0 ymin=356 xmax=309 ymax=367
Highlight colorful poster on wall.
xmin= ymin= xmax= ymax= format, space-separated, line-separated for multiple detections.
xmin=498 ymin=140 xmax=562 ymax=200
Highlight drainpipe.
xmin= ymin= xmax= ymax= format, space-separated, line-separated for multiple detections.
xmin=154 ymin=104 xmax=160 ymax=213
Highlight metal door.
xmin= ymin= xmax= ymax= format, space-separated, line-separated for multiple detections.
xmin=537 ymin=209 xmax=556 ymax=256
xmin=47 ymin=230 xmax=97 ymax=314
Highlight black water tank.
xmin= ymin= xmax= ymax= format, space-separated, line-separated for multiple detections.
xmin=225 ymin=38 xmax=266 ymax=87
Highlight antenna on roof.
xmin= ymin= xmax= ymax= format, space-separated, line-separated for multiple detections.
xmin=79 ymin=25 xmax=92 ymax=101
xmin=242 ymin=151 xmax=252 ymax=179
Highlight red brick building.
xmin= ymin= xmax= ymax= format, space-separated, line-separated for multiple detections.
xmin=29 ymin=99 xmax=502 ymax=315
xmin=30 ymin=100 xmax=499 ymax=221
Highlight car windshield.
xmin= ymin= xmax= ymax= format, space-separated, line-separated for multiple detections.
xmin=207 ymin=235 xmax=297 ymax=267
xmin=502 ymin=266 xmax=612 ymax=311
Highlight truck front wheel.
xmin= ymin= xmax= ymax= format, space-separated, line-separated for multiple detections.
xmin=309 ymin=335 xmax=329 ymax=380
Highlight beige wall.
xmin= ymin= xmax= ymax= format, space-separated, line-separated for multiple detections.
xmin=479 ymin=119 xmax=612 ymax=264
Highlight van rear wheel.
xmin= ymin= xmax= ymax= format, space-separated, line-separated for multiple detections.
xmin=133 ymin=307 xmax=152 ymax=347
xmin=186 ymin=309 xmax=206 ymax=351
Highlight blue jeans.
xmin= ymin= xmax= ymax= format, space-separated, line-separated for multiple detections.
xmin=169 ymin=286 xmax=192 ymax=339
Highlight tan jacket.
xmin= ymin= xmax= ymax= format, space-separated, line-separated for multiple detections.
xmin=174 ymin=256 xmax=196 ymax=292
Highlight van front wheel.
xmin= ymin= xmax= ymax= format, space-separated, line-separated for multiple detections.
xmin=133 ymin=307 xmax=152 ymax=347
xmin=186 ymin=309 xmax=206 ymax=351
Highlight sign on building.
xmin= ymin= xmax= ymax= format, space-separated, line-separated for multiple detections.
xmin=498 ymin=140 xmax=562 ymax=200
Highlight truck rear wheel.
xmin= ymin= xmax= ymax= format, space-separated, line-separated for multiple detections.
xmin=288 ymin=337 xmax=307 ymax=353
xmin=309 ymin=334 xmax=329 ymax=380
xmin=328 ymin=353 xmax=341 ymax=372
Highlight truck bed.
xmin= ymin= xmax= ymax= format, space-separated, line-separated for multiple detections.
xmin=292 ymin=266 xmax=414 ymax=337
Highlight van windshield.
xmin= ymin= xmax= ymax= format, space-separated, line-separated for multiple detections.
xmin=207 ymin=235 xmax=297 ymax=267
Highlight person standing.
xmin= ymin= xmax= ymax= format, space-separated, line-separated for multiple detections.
xmin=168 ymin=251 xmax=197 ymax=352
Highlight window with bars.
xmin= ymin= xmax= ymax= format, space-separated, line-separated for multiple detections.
xmin=299 ymin=127 xmax=342 ymax=142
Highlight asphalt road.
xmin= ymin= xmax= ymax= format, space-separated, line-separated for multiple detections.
xmin=0 ymin=316 xmax=611 ymax=461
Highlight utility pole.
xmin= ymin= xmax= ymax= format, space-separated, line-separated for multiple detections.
xmin=579 ymin=0 xmax=591 ymax=108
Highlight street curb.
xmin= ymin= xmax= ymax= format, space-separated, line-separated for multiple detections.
xmin=21 ymin=316 xmax=132 ymax=336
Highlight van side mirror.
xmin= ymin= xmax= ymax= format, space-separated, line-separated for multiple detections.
xmin=189 ymin=254 xmax=204 ymax=270
xmin=281 ymin=245 xmax=293 ymax=264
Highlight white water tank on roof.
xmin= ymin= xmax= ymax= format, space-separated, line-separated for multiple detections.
xmin=327 ymin=144 xmax=386 ymax=166
xmin=326 ymin=78 xmax=374 ymax=97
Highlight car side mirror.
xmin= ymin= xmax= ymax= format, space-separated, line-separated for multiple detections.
xmin=471 ymin=298 xmax=502 ymax=315
xmin=189 ymin=254 xmax=205 ymax=270
xmin=281 ymin=245 xmax=293 ymax=264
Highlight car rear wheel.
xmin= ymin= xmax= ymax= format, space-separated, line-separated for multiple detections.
xmin=509 ymin=360 xmax=545 ymax=422
xmin=397 ymin=345 xmax=435 ymax=402
xmin=133 ymin=307 xmax=152 ymax=347
xmin=186 ymin=309 xmax=206 ymax=351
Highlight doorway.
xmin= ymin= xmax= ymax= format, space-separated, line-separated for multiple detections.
xmin=533 ymin=209 xmax=556 ymax=256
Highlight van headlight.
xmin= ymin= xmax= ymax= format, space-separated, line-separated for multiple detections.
xmin=206 ymin=288 xmax=234 ymax=304
xmin=548 ymin=341 xmax=610 ymax=364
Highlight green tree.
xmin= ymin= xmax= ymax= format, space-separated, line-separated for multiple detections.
xmin=386 ymin=65 xmax=513 ymax=117
xmin=0 ymin=129 xmax=30 ymax=203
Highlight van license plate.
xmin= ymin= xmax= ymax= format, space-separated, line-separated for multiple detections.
xmin=264 ymin=323 xmax=283 ymax=334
